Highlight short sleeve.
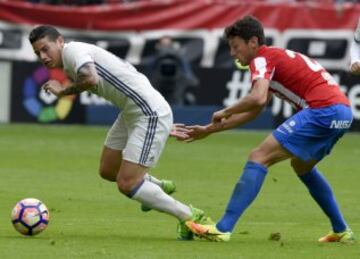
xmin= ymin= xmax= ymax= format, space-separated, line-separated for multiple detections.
xmin=63 ymin=43 xmax=93 ymax=73
xmin=250 ymin=56 xmax=274 ymax=83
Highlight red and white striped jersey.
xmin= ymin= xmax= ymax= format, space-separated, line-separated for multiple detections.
xmin=249 ymin=45 xmax=349 ymax=110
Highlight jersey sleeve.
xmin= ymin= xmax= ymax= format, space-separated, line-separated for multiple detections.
xmin=250 ymin=56 xmax=274 ymax=83
xmin=63 ymin=43 xmax=94 ymax=73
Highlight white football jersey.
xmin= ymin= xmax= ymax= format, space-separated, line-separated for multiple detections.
xmin=62 ymin=41 xmax=168 ymax=116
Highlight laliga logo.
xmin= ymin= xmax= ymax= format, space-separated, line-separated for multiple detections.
xmin=22 ymin=66 xmax=75 ymax=122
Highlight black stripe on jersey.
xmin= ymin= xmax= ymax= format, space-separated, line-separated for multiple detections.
xmin=95 ymin=62 xmax=154 ymax=116
xmin=139 ymin=114 xmax=158 ymax=165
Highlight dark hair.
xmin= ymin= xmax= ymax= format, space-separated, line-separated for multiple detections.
xmin=29 ymin=25 xmax=62 ymax=44
xmin=224 ymin=15 xmax=265 ymax=45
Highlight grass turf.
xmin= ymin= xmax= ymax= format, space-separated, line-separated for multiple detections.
xmin=0 ymin=123 xmax=359 ymax=258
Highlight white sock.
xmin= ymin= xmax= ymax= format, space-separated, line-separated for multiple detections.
xmin=132 ymin=180 xmax=191 ymax=221
xmin=143 ymin=173 xmax=162 ymax=186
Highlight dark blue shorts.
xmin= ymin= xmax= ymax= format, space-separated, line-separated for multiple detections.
xmin=272 ymin=104 xmax=353 ymax=162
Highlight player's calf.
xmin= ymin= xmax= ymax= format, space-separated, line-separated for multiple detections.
xmin=141 ymin=179 xmax=176 ymax=212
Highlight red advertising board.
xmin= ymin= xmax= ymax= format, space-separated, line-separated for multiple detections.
xmin=0 ymin=0 xmax=358 ymax=30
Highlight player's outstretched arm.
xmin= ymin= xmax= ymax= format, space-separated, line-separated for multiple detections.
xmin=172 ymin=80 xmax=271 ymax=142
xmin=174 ymin=88 xmax=272 ymax=142
xmin=212 ymin=79 xmax=269 ymax=124
xmin=180 ymin=107 xmax=263 ymax=143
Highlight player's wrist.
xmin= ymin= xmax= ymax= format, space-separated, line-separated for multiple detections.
xmin=222 ymin=108 xmax=233 ymax=119
xmin=205 ymin=124 xmax=215 ymax=133
xmin=206 ymin=123 xmax=222 ymax=133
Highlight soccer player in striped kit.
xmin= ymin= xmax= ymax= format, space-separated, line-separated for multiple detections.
xmin=29 ymin=25 xmax=211 ymax=240
xmin=179 ymin=16 xmax=355 ymax=243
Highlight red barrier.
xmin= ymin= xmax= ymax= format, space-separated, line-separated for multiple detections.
xmin=0 ymin=0 xmax=358 ymax=30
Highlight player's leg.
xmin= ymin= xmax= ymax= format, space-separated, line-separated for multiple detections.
xmin=141 ymin=173 xmax=176 ymax=212
xmin=288 ymin=104 xmax=354 ymax=242
xmin=293 ymin=158 xmax=354 ymax=243
xmin=117 ymin=159 xmax=210 ymax=240
xmin=187 ymin=133 xmax=292 ymax=241
xmin=215 ymin=134 xmax=291 ymax=233
xmin=116 ymin=160 xmax=191 ymax=220
xmin=188 ymin=109 xmax=311 ymax=241
xmin=99 ymin=113 xmax=127 ymax=182
xmin=99 ymin=146 xmax=174 ymax=192
xmin=143 ymin=174 xmax=176 ymax=193
xmin=292 ymin=158 xmax=348 ymax=231
xmin=118 ymin=109 xmax=211 ymax=239
xmin=99 ymin=146 xmax=122 ymax=182
xmin=99 ymin=114 xmax=170 ymax=188
xmin=99 ymin=145 xmax=177 ymax=216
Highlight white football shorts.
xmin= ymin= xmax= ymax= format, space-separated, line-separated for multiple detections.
xmin=104 ymin=104 xmax=173 ymax=168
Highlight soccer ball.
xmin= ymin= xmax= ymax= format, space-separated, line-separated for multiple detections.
xmin=11 ymin=198 xmax=50 ymax=236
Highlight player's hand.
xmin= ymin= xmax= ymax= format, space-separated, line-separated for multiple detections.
xmin=185 ymin=125 xmax=210 ymax=142
xmin=170 ymin=123 xmax=192 ymax=141
xmin=42 ymin=80 xmax=64 ymax=97
xmin=212 ymin=110 xmax=229 ymax=124
xmin=350 ymin=61 xmax=360 ymax=75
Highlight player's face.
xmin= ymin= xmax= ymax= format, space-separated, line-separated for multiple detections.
xmin=228 ymin=36 xmax=257 ymax=66
xmin=32 ymin=36 xmax=64 ymax=69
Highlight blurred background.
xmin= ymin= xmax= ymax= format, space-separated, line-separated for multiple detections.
xmin=0 ymin=0 xmax=359 ymax=130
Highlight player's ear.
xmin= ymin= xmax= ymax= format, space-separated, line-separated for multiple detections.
xmin=249 ymin=36 xmax=259 ymax=46
xmin=56 ymin=35 xmax=65 ymax=46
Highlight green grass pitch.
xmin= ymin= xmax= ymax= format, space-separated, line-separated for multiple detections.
xmin=0 ymin=124 xmax=359 ymax=258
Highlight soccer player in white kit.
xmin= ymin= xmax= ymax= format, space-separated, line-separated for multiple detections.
xmin=350 ymin=18 xmax=360 ymax=75
xmin=29 ymin=25 xmax=211 ymax=240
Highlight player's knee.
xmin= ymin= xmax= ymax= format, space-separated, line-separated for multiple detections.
xmin=117 ymin=174 xmax=144 ymax=196
xmin=249 ymin=148 xmax=260 ymax=160
xmin=290 ymin=159 xmax=307 ymax=175
xmin=248 ymin=148 xmax=269 ymax=166
xmin=116 ymin=177 xmax=135 ymax=195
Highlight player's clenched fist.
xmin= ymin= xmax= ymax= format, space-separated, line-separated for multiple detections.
xmin=350 ymin=61 xmax=360 ymax=75
xmin=42 ymin=80 xmax=64 ymax=97
xmin=212 ymin=110 xmax=229 ymax=124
